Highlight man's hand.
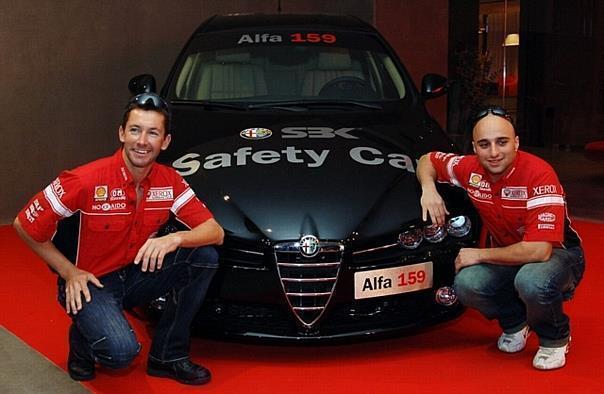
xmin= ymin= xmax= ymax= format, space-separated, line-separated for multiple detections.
xmin=420 ymin=187 xmax=450 ymax=226
xmin=416 ymin=154 xmax=449 ymax=226
xmin=64 ymin=267 xmax=103 ymax=315
xmin=134 ymin=233 xmax=181 ymax=272
xmin=454 ymin=248 xmax=482 ymax=272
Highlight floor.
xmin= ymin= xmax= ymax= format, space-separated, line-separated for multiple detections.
xmin=1 ymin=147 xmax=602 ymax=393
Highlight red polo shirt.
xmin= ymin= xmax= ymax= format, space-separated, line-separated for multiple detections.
xmin=18 ymin=149 xmax=214 ymax=277
xmin=429 ymin=151 xmax=581 ymax=248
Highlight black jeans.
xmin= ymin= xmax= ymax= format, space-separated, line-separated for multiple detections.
xmin=58 ymin=246 xmax=218 ymax=368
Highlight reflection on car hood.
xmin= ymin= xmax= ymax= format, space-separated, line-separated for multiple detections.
xmin=162 ymin=108 xmax=453 ymax=242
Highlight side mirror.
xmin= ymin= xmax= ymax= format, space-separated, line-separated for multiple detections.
xmin=421 ymin=73 xmax=448 ymax=99
xmin=128 ymin=74 xmax=157 ymax=95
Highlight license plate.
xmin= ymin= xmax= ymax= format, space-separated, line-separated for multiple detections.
xmin=354 ymin=261 xmax=433 ymax=300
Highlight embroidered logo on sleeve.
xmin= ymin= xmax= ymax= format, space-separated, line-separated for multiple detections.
xmin=24 ymin=199 xmax=44 ymax=223
xmin=538 ymin=212 xmax=556 ymax=222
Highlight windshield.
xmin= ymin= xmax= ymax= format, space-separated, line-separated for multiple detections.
xmin=168 ymin=30 xmax=408 ymax=103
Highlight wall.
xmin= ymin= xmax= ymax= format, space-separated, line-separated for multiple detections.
xmin=374 ymin=0 xmax=449 ymax=127
xmin=519 ymin=0 xmax=604 ymax=148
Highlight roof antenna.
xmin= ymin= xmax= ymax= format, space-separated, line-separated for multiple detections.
xmin=277 ymin=0 xmax=281 ymax=13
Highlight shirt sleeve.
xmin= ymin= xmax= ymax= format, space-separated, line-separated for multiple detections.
xmin=17 ymin=171 xmax=82 ymax=242
xmin=523 ymin=167 xmax=565 ymax=244
xmin=170 ymin=172 xmax=214 ymax=229
xmin=428 ymin=151 xmax=467 ymax=188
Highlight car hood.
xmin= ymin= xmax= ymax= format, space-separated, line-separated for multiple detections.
xmin=163 ymin=107 xmax=454 ymax=242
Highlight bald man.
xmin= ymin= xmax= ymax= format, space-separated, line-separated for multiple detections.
xmin=416 ymin=106 xmax=585 ymax=370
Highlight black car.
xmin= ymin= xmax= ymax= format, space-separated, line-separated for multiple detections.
xmin=129 ymin=14 xmax=479 ymax=341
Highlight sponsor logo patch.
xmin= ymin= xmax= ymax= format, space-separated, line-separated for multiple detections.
xmin=538 ymin=223 xmax=556 ymax=230
xmin=51 ymin=178 xmax=65 ymax=199
xmin=240 ymin=128 xmax=272 ymax=140
xmin=110 ymin=188 xmax=126 ymax=201
xmin=469 ymin=173 xmax=483 ymax=188
xmin=502 ymin=187 xmax=528 ymax=199
xmin=538 ymin=212 xmax=556 ymax=222
xmin=92 ymin=202 xmax=126 ymax=211
xmin=94 ymin=186 xmax=108 ymax=201
xmin=532 ymin=184 xmax=558 ymax=196
xmin=24 ymin=199 xmax=44 ymax=223
xmin=434 ymin=152 xmax=455 ymax=161
xmin=147 ymin=187 xmax=174 ymax=201
xmin=470 ymin=189 xmax=492 ymax=200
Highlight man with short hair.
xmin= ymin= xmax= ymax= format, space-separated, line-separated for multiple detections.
xmin=14 ymin=92 xmax=224 ymax=385
xmin=416 ymin=106 xmax=585 ymax=370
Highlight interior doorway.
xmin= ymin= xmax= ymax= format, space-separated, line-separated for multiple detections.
xmin=479 ymin=0 xmax=520 ymax=118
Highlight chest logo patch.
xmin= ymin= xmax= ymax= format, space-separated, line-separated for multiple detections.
xmin=147 ymin=187 xmax=174 ymax=202
xmin=468 ymin=173 xmax=483 ymax=188
xmin=94 ymin=185 xmax=108 ymax=201
xmin=502 ymin=187 xmax=528 ymax=200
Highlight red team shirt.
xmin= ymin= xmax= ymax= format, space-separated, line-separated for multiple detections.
xmin=18 ymin=149 xmax=214 ymax=277
xmin=429 ymin=151 xmax=580 ymax=249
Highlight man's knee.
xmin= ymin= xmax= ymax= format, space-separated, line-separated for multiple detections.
xmin=514 ymin=268 xmax=554 ymax=305
xmin=188 ymin=246 xmax=219 ymax=270
xmin=92 ymin=331 xmax=141 ymax=369
xmin=454 ymin=267 xmax=485 ymax=304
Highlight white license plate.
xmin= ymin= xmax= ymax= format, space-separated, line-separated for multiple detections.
xmin=354 ymin=261 xmax=433 ymax=300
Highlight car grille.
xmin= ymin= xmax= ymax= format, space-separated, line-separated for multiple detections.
xmin=274 ymin=240 xmax=344 ymax=329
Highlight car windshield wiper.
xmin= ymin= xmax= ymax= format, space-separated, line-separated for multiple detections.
xmin=247 ymin=100 xmax=383 ymax=111
xmin=171 ymin=99 xmax=248 ymax=110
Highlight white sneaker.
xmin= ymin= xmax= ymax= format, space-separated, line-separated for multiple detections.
xmin=497 ymin=326 xmax=530 ymax=353
xmin=533 ymin=342 xmax=570 ymax=370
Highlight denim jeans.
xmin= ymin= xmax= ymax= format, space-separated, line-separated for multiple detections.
xmin=454 ymin=246 xmax=585 ymax=347
xmin=58 ymin=246 xmax=218 ymax=369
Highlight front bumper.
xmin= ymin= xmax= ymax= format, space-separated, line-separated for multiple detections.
xmin=190 ymin=242 xmax=470 ymax=342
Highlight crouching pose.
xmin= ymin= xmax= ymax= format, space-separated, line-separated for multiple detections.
xmin=14 ymin=92 xmax=224 ymax=385
xmin=416 ymin=106 xmax=585 ymax=370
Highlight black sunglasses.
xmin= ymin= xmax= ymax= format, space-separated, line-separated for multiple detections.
xmin=473 ymin=106 xmax=513 ymax=125
xmin=127 ymin=93 xmax=169 ymax=112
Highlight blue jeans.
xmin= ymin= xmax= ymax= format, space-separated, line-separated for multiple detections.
xmin=58 ymin=246 xmax=218 ymax=369
xmin=454 ymin=246 xmax=585 ymax=347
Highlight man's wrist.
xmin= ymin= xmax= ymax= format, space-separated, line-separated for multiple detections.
xmin=421 ymin=182 xmax=438 ymax=192
xmin=171 ymin=232 xmax=184 ymax=248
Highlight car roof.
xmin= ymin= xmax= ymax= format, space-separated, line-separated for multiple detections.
xmin=194 ymin=13 xmax=376 ymax=35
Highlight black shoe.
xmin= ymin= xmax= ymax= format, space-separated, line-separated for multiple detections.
xmin=147 ymin=358 xmax=211 ymax=385
xmin=67 ymin=325 xmax=95 ymax=381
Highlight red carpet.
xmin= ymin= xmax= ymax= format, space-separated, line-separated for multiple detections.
xmin=1 ymin=220 xmax=603 ymax=393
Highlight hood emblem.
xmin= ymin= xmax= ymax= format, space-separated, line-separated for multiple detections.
xmin=240 ymin=127 xmax=272 ymax=140
xmin=299 ymin=235 xmax=320 ymax=258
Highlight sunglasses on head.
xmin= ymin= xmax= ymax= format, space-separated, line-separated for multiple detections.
xmin=473 ymin=106 xmax=513 ymax=125
xmin=127 ymin=92 xmax=169 ymax=112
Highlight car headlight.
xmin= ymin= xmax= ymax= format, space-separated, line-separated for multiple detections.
xmin=398 ymin=228 xmax=423 ymax=249
xmin=424 ymin=224 xmax=446 ymax=243
xmin=446 ymin=215 xmax=472 ymax=237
